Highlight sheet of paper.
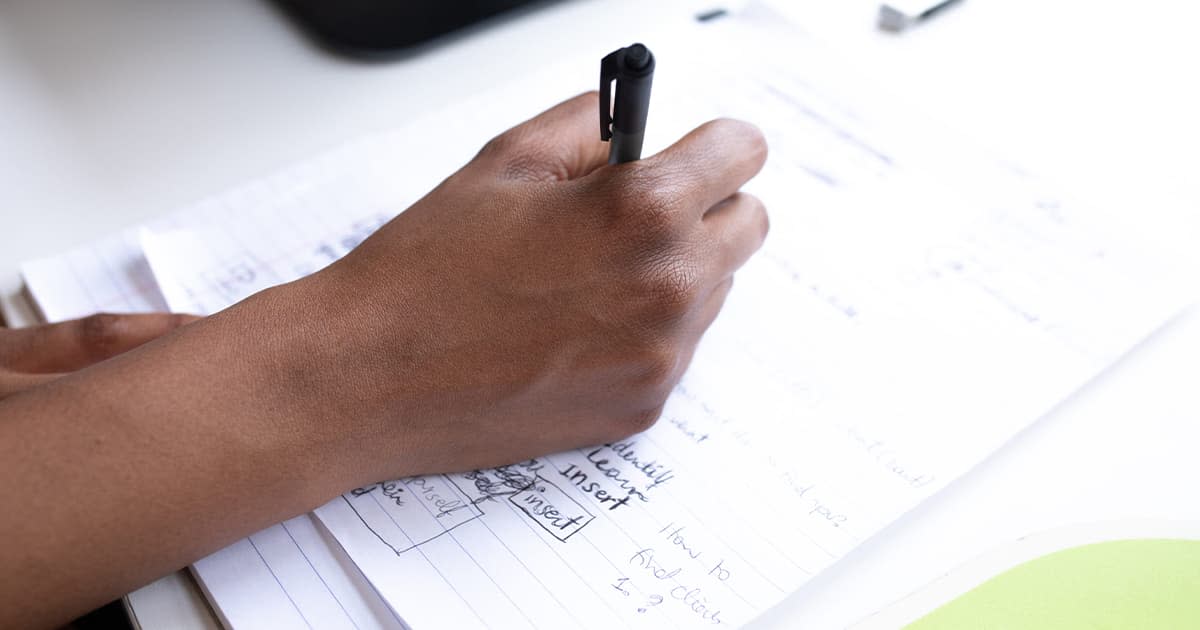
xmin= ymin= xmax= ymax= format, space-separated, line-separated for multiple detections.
xmin=21 ymin=33 xmax=596 ymax=628
xmin=130 ymin=10 xmax=1190 ymax=630
xmin=23 ymin=6 xmax=1190 ymax=629
xmin=194 ymin=515 xmax=405 ymax=630
xmin=18 ymin=154 xmax=413 ymax=630
xmin=21 ymin=230 xmax=168 ymax=321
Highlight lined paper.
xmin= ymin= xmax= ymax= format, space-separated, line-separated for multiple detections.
xmin=21 ymin=239 xmax=406 ymax=629
xmin=22 ymin=230 xmax=167 ymax=321
xmin=135 ymin=11 xmax=1188 ymax=629
xmin=194 ymin=515 xmax=404 ymax=630
xmin=22 ymin=7 xmax=1189 ymax=629
xmin=21 ymin=40 xmax=587 ymax=627
xmin=19 ymin=141 xmax=414 ymax=630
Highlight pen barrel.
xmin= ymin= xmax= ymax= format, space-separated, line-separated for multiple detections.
xmin=608 ymin=67 xmax=653 ymax=164
xmin=608 ymin=129 xmax=646 ymax=164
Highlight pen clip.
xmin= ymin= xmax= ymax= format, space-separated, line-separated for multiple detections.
xmin=599 ymin=50 xmax=620 ymax=141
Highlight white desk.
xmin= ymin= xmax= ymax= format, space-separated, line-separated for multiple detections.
xmin=2 ymin=0 xmax=1197 ymax=628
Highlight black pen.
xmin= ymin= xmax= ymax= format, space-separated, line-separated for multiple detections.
xmin=599 ymin=43 xmax=655 ymax=164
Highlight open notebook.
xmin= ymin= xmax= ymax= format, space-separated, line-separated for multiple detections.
xmin=19 ymin=7 xmax=1190 ymax=629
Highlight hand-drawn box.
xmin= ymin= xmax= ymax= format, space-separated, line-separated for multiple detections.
xmin=510 ymin=476 xmax=595 ymax=542
xmin=343 ymin=475 xmax=483 ymax=555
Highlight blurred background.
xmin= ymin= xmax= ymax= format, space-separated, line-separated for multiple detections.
xmin=3 ymin=0 xmax=1197 ymax=277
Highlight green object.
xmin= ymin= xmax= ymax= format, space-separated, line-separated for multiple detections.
xmin=906 ymin=539 xmax=1200 ymax=630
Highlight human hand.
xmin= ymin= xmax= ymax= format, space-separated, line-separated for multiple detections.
xmin=0 ymin=93 xmax=764 ymax=627
xmin=0 ymin=313 xmax=199 ymax=400
xmin=278 ymin=92 xmax=768 ymax=487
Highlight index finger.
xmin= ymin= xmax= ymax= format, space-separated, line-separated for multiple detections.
xmin=4 ymin=313 xmax=200 ymax=373
xmin=472 ymin=91 xmax=610 ymax=183
xmin=629 ymin=118 xmax=768 ymax=216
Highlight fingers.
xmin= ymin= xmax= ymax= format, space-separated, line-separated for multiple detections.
xmin=703 ymin=192 xmax=770 ymax=278
xmin=4 ymin=313 xmax=200 ymax=373
xmin=670 ymin=276 xmax=735 ymax=387
xmin=633 ymin=118 xmax=768 ymax=217
xmin=0 ymin=372 xmax=59 ymax=400
xmin=473 ymin=91 xmax=610 ymax=182
xmin=692 ymin=276 xmax=734 ymax=337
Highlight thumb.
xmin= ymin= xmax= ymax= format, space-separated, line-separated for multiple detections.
xmin=472 ymin=91 xmax=610 ymax=182
xmin=3 ymin=313 xmax=201 ymax=373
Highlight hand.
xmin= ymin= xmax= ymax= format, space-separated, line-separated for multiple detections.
xmin=0 ymin=92 xmax=765 ymax=627
xmin=292 ymin=91 xmax=768 ymax=485
xmin=0 ymin=313 xmax=199 ymax=400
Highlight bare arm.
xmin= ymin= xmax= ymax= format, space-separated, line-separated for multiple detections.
xmin=0 ymin=92 xmax=768 ymax=628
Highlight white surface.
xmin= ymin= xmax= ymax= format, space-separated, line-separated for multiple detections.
xmin=0 ymin=0 xmax=693 ymax=316
xmin=127 ymin=14 xmax=1191 ymax=626
xmin=749 ymin=1 xmax=1200 ymax=627
xmin=125 ymin=571 xmax=221 ymax=630
xmin=2 ymin=0 xmax=1199 ymax=629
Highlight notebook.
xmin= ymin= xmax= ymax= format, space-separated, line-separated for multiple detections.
xmin=20 ymin=140 xmax=411 ymax=630
xmin=19 ymin=6 xmax=1191 ymax=629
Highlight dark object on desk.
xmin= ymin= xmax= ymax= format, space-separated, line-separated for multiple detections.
xmin=64 ymin=600 xmax=133 ymax=630
xmin=272 ymin=0 xmax=556 ymax=58
xmin=878 ymin=0 xmax=965 ymax=32
xmin=695 ymin=8 xmax=730 ymax=22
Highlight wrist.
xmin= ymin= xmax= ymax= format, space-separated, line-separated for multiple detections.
xmin=235 ymin=269 xmax=406 ymax=494
xmin=172 ymin=278 xmax=367 ymax=506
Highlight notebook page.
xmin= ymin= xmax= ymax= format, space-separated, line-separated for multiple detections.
xmin=21 ymin=230 xmax=168 ymax=321
xmin=194 ymin=515 xmax=405 ymax=630
xmin=18 ymin=153 xmax=412 ymax=630
xmin=21 ymin=30 xmax=597 ymax=625
xmin=136 ymin=11 xmax=1190 ymax=630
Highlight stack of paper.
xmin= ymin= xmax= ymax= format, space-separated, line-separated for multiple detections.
xmin=18 ymin=7 xmax=1189 ymax=629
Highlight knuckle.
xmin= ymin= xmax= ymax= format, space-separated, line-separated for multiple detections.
xmin=610 ymin=168 xmax=681 ymax=219
xmin=476 ymin=128 xmax=553 ymax=181
xmin=168 ymin=313 xmax=186 ymax=329
xmin=500 ymin=152 xmax=548 ymax=182
xmin=720 ymin=275 xmax=735 ymax=297
xmin=745 ymin=123 xmax=769 ymax=164
xmin=712 ymin=118 xmax=768 ymax=163
xmin=635 ymin=207 xmax=679 ymax=245
xmin=583 ymin=166 xmax=688 ymax=237
xmin=638 ymin=182 xmax=679 ymax=217
xmin=167 ymin=313 xmax=192 ymax=332
xmin=477 ymin=130 xmax=520 ymax=160
xmin=78 ymin=313 xmax=125 ymax=356
xmin=744 ymin=193 xmax=770 ymax=242
xmin=623 ymin=405 xmax=666 ymax=435
xmin=633 ymin=346 xmax=679 ymax=393
xmin=640 ymin=256 xmax=702 ymax=320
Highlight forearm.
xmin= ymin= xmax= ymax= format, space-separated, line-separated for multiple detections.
xmin=0 ymin=281 xmax=350 ymax=628
xmin=0 ymin=94 xmax=768 ymax=628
